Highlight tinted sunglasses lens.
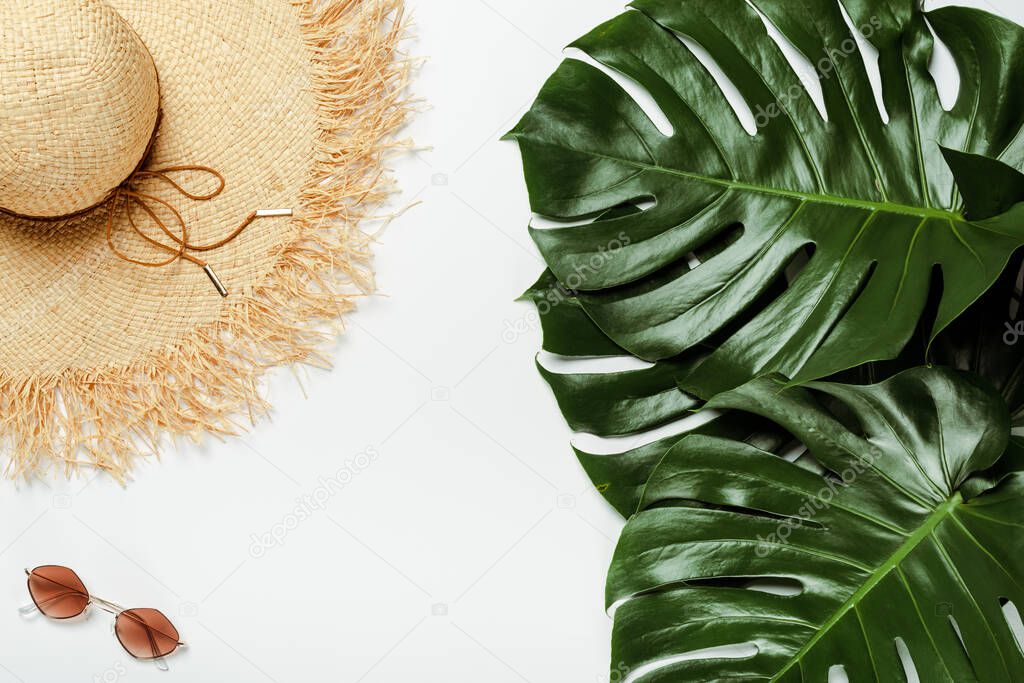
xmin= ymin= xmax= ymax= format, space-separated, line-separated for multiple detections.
xmin=27 ymin=565 xmax=89 ymax=619
xmin=115 ymin=608 xmax=180 ymax=660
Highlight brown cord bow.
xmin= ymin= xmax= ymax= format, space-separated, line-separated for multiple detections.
xmin=105 ymin=165 xmax=289 ymax=297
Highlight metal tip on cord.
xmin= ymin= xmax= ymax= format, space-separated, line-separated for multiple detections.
xmin=200 ymin=210 xmax=292 ymax=297
xmin=203 ymin=265 xmax=229 ymax=298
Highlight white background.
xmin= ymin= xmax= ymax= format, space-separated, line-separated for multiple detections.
xmin=2 ymin=1 xmax=1022 ymax=682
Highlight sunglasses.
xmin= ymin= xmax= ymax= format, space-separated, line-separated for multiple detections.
xmin=19 ymin=565 xmax=185 ymax=670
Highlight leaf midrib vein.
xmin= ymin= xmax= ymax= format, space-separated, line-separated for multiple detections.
xmin=569 ymin=148 xmax=963 ymax=221
xmin=768 ymin=492 xmax=964 ymax=682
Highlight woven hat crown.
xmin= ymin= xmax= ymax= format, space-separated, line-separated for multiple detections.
xmin=0 ymin=0 xmax=160 ymax=219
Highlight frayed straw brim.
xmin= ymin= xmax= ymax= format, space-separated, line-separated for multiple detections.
xmin=0 ymin=0 xmax=412 ymax=481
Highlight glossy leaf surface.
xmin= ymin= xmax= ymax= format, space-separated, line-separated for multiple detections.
xmin=524 ymin=268 xmax=795 ymax=516
xmin=608 ymin=367 xmax=1022 ymax=681
xmin=508 ymin=0 xmax=1024 ymax=394
xmin=933 ymin=252 xmax=1024 ymax=427
xmin=526 ymin=253 xmax=1024 ymax=516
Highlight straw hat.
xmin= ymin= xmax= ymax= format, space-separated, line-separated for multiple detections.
xmin=0 ymin=0 xmax=409 ymax=479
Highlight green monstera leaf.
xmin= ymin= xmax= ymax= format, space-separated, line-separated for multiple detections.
xmin=507 ymin=0 xmax=1024 ymax=395
xmin=933 ymin=251 xmax=1024 ymax=428
xmin=607 ymin=367 xmax=1024 ymax=681
xmin=524 ymin=267 xmax=794 ymax=517
xmin=526 ymin=250 xmax=1024 ymax=516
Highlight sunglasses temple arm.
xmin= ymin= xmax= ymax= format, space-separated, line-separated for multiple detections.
xmin=140 ymin=624 xmax=171 ymax=671
xmin=18 ymin=602 xmax=39 ymax=616
xmin=118 ymin=608 xmax=180 ymax=670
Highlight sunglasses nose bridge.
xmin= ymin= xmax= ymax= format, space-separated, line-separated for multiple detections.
xmin=91 ymin=596 xmax=124 ymax=614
